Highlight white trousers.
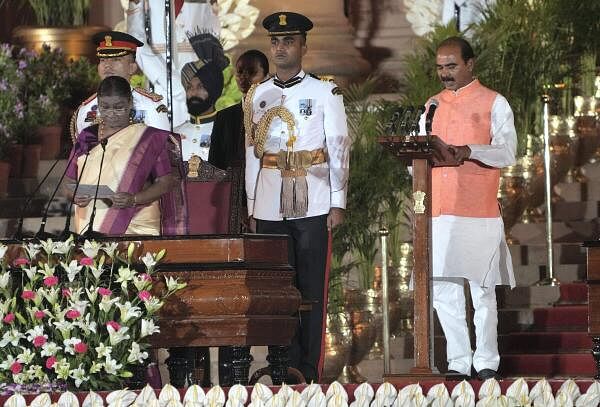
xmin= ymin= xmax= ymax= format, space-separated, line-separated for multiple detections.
xmin=432 ymin=278 xmax=499 ymax=375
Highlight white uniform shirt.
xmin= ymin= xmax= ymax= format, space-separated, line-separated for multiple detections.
xmin=175 ymin=119 xmax=215 ymax=161
xmin=245 ymin=71 xmax=350 ymax=221
xmin=127 ymin=0 xmax=220 ymax=128
xmin=420 ymin=87 xmax=516 ymax=287
xmin=74 ymin=88 xmax=170 ymax=136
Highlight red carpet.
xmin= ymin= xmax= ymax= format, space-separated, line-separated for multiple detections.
xmin=500 ymin=282 xmax=595 ymax=377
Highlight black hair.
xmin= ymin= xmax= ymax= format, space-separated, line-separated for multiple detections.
xmin=98 ymin=75 xmax=132 ymax=100
xmin=438 ymin=36 xmax=475 ymax=62
xmin=237 ymin=49 xmax=270 ymax=75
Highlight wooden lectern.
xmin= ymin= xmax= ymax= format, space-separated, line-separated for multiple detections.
xmin=378 ymin=134 xmax=443 ymax=381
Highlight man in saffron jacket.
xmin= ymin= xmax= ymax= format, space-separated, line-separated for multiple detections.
xmin=425 ymin=36 xmax=516 ymax=380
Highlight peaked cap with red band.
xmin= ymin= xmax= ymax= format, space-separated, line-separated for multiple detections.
xmin=92 ymin=31 xmax=143 ymax=58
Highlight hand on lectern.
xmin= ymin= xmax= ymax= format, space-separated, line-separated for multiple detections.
xmin=449 ymin=145 xmax=471 ymax=163
xmin=430 ymin=135 xmax=459 ymax=166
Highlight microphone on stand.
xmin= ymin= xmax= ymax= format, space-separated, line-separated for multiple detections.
xmin=80 ymin=138 xmax=108 ymax=242
xmin=385 ymin=107 xmax=404 ymax=136
xmin=398 ymin=106 xmax=414 ymax=135
xmin=35 ymin=143 xmax=83 ymax=241
xmin=12 ymin=152 xmax=65 ymax=241
xmin=56 ymin=148 xmax=91 ymax=241
xmin=410 ymin=105 xmax=426 ymax=135
xmin=425 ymin=99 xmax=439 ymax=135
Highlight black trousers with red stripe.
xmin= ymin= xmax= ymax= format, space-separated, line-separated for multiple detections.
xmin=256 ymin=214 xmax=328 ymax=382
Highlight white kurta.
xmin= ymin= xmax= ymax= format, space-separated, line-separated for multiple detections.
xmin=421 ymin=91 xmax=517 ymax=288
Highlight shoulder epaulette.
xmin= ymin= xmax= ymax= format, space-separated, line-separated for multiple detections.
xmin=69 ymin=107 xmax=80 ymax=143
xmin=259 ymin=75 xmax=273 ymax=85
xmin=309 ymin=73 xmax=336 ymax=84
xmin=82 ymin=93 xmax=97 ymax=106
xmin=133 ymin=87 xmax=164 ymax=102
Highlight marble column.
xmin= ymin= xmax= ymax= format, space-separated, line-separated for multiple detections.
xmin=233 ymin=0 xmax=371 ymax=85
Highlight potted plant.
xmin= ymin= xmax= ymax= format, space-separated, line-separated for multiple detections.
xmin=7 ymin=0 xmax=107 ymax=62
xmin=0 ymin=238 xmax=186 ymax=390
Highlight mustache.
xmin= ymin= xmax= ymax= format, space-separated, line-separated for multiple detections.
xmin=441 ymin=76 xmax=454 ymax=82
xmin=188 ymin=96 xmax=208 ymax=104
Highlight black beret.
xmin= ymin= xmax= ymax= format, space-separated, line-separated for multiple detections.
xmin=92 ymin=31 xmax=143 ymax=58
xmin=262 ymin=12 xmax=313 ymax=36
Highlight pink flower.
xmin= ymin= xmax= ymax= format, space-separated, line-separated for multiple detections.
xmin=138 ymin=290 xmax=151 ymax=302
xmin=33 ymin=335 xmax=46 ymax=347
xmin=140 ymin=273 xmax=152 ymax=282
xmin=34 ymin=310 xmax=46 ymax=320
xmin=10 ymin=362 xmax=22 ymax=374
xmin=74 ymin=342 xmax=87 ymax=354
xmin=80 ymin=257 xmax=93 ymax=266
xmin=98 ymin=287 xmax=112 ymax=297
xmin=106 ymin=321 xmax=120 ymax=331
xmin=65 ymin=309 xmax=81 ymax=319
xmin=3 ymin=313 xmax=15 ymax=324
xmin=61 ymin=288 xmax=71 ymax=298
xmin=43 ymin=275 xmax=59 ymax=287
xmin=21 ymin=290 xmax=36 ymax=300
xmin=13 ymin=258 xmax=28 ymax=267
xmin=45 ymin=356 xmax=57 ymax=369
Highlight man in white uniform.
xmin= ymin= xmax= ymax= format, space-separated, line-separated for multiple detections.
xmin=71 ymin=31 xmax=170 ymax=139
xmin=245 ymin=12 xmax=350 ymax=382
xmin=126 ymin=0 xmax=221 ymax=128
xmin=423 ymin=36 xmax=515 ymax=380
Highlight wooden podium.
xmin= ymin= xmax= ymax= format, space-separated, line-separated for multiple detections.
xmin=378 ymin=135 xmax=443 ymax=381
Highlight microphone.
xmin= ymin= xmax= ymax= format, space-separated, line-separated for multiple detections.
xmin=80 ymin=138 xmax=108 ymax=241
xmin=385 ymin=107 xmax=404 ymax=136
xmin=410 ymin=105 xmax=426 ymax=135
xmin=35 ymin=143 xmax=82 ymax=240
xmin=56 ymin=149 xmax=90 ymax=241
xmin=425 ymin=99 xmax=439 ymax=135
xmin=12 ymin=152 xmax=65 ymax=241
xmin=398 ymin=106 xmax=414 ymax=135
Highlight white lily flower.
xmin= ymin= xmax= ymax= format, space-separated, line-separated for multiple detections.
xmin=71 ymin=300 xmax=89 ymax=316
xmin=82 ymin=240 xmax=101 ymax=258
xmin=116 ymin=266 xmax=136 ymax=284
xmin=25 ymin=364 xmax=45 ymax=382
xmin=127 ymin=342 xmax=149 ymax=363
xmin=68 ymin=287 xmax=84 ymax=303
xmin=0 ymin=243 xmax=7 ymax=260
xmin=104 ymin=356 xmax=123 ymax=375
xmin=95 ymin=343 xmax=113 ymax=358
xmin=52 ymin=237 xmax=74 ymax=255
xmin=40 ymin=239 xmax=55 ymax=256
xmin=90 ymin=265 xmax=104 ymax=280
xmin=0 ymin=329 xmax=25 ymax=347
xmin=103 ymin=242 xmax=119 ymax=258
xmin=55 ymin=359 xmax=71 ymax=380
xmin=117 ymin=301 xmax=142 ymax=322
xmin=0 ymin=271 xmax=10 ymax=289
xmin=165 ymin=276 xmax=187 ymax=292
xmin=107 ymin=324 xmax=130 ymax=346
xmin=53 ymin=319 xmax=74 ymax=338
xmin=99 ymin=296 xmax=120 ymax=313
xmin=90 ymin=361 xmax=103 ymax=374
xmin=61 ymin=260 xmax=83 ymax=282
xmin=141 ymin=319 xmax=160 ymax=338
xmin=133 ymin=274 xmax=152 ymax=291
xmin=144 ymin=297 xmax=164 ymax=314
xmin=69 ymin=364 xmax=88 ymax=388
xmin=39 ymin=263 xmax=57 ymax=278
xmin=85 ymin=286 xmax=98 ymax=303
xmin=74 ymin=314 xmax=97 ymax=335
xmin=24 ymin=265 xmax=38 ymax=281
xmin=17 ymin=348 xmax=35 ymax=364
xmin=141 ymin=252 xmax=157 ymax=270
xmin=41 ymin=341 xmax=60 ymax=357
xmin=24 ymin=242 xmax=41 ymax=260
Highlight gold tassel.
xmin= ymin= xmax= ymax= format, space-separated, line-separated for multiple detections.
xmin=280 ymin=168 xmax=308 ymax=218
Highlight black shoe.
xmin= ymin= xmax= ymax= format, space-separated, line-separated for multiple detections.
xmin=477 ymin=368 xmax=501 ymax=380
xmin=445 ymin=369 xmax=471 ymax=381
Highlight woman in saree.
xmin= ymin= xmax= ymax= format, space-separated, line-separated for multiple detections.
xmin=64 ymin=75 xmax=187 ymax=236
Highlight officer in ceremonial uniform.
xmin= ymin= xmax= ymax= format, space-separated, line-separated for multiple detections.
xmin=245 ymin=12 xmax=350 ymax=382
xmin=71 ymin=31 xmax=170 ymax=139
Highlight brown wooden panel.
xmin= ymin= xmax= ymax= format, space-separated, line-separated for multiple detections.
xmin=589 ymin=285 xmax=600 ymax=335
xmin=587 ymin=247 xmax=600 ymax=280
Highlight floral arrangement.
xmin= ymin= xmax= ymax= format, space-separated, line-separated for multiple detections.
xmin=0 ymin=44 xmax=26 ymax=157
xmin=0 ymin=237 xmax=185 ymax=390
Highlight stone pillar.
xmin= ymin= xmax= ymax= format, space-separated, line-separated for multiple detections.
xmin=233 ymin=0 xmax=371 ymax=85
